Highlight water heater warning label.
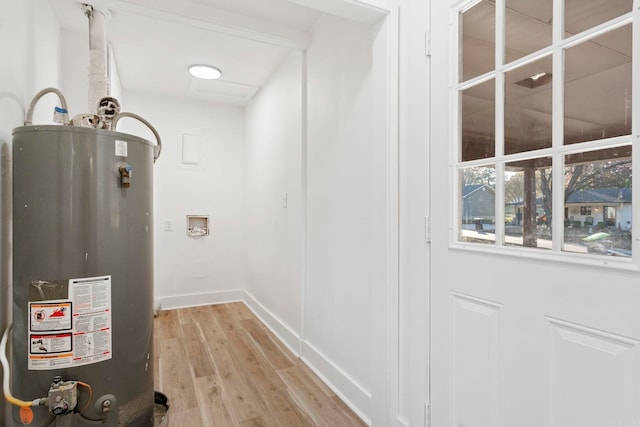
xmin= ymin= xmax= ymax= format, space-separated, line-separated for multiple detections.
xmin=30 ymin=302 xmax=72 ymax=331
xmin=28 ymin=275 xmax=112 ymax=370
xmin=30 ymin=333 xmax=72 ymax=354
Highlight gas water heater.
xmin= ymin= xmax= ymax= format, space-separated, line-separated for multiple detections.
xmin=2 ymin=4 xmax=167 ymax=425
xmin=0 ymin=88 xmax=161 ymax=427
xmin=7 ymin=122 xmax=159 ymax=426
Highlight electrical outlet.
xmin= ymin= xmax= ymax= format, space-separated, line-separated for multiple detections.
xmin=163 ymin=220 xmax=173 ymax=231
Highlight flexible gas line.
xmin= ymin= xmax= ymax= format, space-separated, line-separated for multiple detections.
xmin=77 ymin=381 xmax=93 ymax=414
xmin=1 ymin=325 xmax=46 ymax=407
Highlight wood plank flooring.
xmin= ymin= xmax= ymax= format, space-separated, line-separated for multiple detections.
xmin=154 ymin=302 xmax=366 ymax=427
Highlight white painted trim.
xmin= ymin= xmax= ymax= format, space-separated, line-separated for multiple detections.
xmin=300 ymin=50 xmax=309 ymax=358
xmin=384 ymin=5 xmax=401 ymax=427
xmin=426 ymin=0 xmax=434 ymax=419
xmin=301 ymin=339 xmax=373 ymax=425
xmin=632 ymin=0 xmax=640 ymax=264
xmin=395 ymin=416 xmax=410 ymax=427
xmin=89 ymin=0 xmax=311 ymax=50
xmin=448 ymin=242 xmax=639 ymax=272
xmin=288 ymin=0 xmax=390 ymax=25
xmin=243 ymin=290 xmax=374 ymax=425
xmin=157 ymin=289 xmax=243 ymax=310
xmin=241 ymin=290 xmax=301 ymax=357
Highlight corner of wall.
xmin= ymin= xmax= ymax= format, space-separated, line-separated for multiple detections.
xmin=241 ymin=290 xmax=302 ymax=356
xmin=299 ymin=340 xmax=373 ymax=425
xmin=158 ymin=289 xmax=245 ymax=311
xmin=241 ymin=290 xmax=373 ymax=426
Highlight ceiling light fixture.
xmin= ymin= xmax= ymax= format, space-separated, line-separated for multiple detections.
xmin=188 ymin=64 xmax=222 ymax=80
xmin=515 ymin=72 xmax=552 ymax=89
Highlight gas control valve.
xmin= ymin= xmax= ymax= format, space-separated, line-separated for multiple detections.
xmin=47 ymin=376 xmax=78 ymax=416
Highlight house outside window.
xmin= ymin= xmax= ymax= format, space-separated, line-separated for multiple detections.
xmin=454 ymin=0 xmax=635 ymax=259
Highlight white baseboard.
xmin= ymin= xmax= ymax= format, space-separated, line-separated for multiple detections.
xmin=300 ymin=339 xmax=372 ymax=426
xmin=241 ymin=290 xmax=301 ymax=357
xmin=158 ymin=289 xmax=244 ymax=310
xmin=395 ymin=415 xmax=410 ymax=427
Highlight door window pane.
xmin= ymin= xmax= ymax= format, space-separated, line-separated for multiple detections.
xmin=505 ymin=0 xmax=553 ymax=63
xmin=461 ymin=0 xmax=495 ymax=81
xmin=461 ymin=166 xmax=496 ymax=244
xmin=504 ymin=158 xmax=553 ymax=249
xmin=462 ymin=79 xmax=495 ymax=161
xmin=505 ymin=55 xmax=553 ymax=154
xmin=455 ymin=0 xmax=635 ymax=260
xmin=564 ymin=25 xmax=632 ymax=145
xmin=563 ymin=147 xmax=632 ymax=257
xmin=565 ymin=0 xmax=632 ymax=36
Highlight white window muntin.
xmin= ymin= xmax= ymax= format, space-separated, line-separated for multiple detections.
xmin=451 ymin=0 xmax=637 ymax=266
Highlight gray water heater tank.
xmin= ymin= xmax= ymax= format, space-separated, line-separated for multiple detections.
xmin=11 ymin=125 xmax=155 ymax=426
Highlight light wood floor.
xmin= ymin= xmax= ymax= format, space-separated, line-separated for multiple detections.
xmin=154 ymin=302 xmax=366 ymax=427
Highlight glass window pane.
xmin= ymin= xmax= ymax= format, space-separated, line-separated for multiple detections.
xmin=461 ymin=0 xmax=495 ymax=82
xmin=505 ymin=0 xmax=552 ymax=63
xmin=504 ymin=158 xmax=553 ymax=249
xmin=462 ymin=79 xmax=495 ymax=161
xmin=563 ymin=146 xmax=632 ymax=257
xmin=461 ymin=166 xmax=496 ymax=244
xmin=564 ymin=25 xmax=632 ymax=145
xmin=505 ymin=55 xmax=553 ymax=155
xmin=565 ymin=0 xmax=632 ymax=36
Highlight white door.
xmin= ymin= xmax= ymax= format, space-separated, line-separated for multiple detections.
xmin=430 ymin=1 xmax=640 ymax=426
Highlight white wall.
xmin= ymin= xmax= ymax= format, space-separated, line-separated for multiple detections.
xmin=0 ymin=2 xmax=62 ymax=423
xmin=304 ymin=15 xmax=386 ymax=422
xmin=61 ymin=28 xmax=123 ymax=117
xmin=243 ymin=13 xmax=400 ymax=424
xmin=61 ymin=28 xmax=90 ymax=117
xmin=244 ymin=51 xmax=304 ymax=348
xmin=119 ymin=92 xmax=247 ymax=308
xmin=0 ymin=2 xmax=62 ymax=130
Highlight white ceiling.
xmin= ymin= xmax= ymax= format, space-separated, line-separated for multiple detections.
xmin=50 ymin=0 xmax=324 ymax=105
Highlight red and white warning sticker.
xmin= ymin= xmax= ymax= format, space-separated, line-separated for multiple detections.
xmin=29 ymin=332 xmax=72 ymax=354
xmin=29 ymin=302 xmax=72 ymax=332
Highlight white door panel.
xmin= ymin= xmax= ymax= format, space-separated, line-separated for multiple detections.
xmin=451 ymin=293 xmax=502 ymax=427
xmin=546 ymin=317 xmax=640 ymax=427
